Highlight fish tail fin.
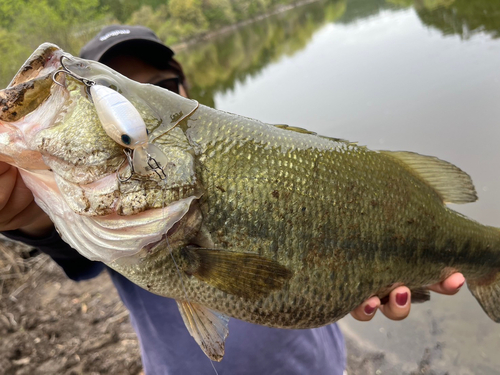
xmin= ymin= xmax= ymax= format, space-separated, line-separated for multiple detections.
xmin=468 ymin=273 xmax=500 ymax=322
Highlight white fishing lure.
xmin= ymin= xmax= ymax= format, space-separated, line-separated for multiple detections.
xmin=90 ymin=84 xmax=168 ymax=179
xmin=91 ymin=85 xmax=148 ymax=148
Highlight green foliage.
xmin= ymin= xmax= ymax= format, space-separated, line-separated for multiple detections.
xmin=98 ymin=0 xmax=167 ymax=23
xmin=129 ymin=4 xmax=169 ymax=33
xmin=202 ymin=0 xmax=236 ymax=27
xmin=5 ymin=0 xmax=104 ymax=52
xmin=168 ymin=0 xmax=208 ymax=27
xmin=0 ymin=0 xmax=25 ymax=29
xmin=0 ymin=0 xmax=324 ymax=88
xmin=386 ymin=0 xmax=414 ymax=7
xmin=0 ymin=27 xmax=28 ymax=88
xmin=0 ymin=0 xmax=107 ymax=87
xmin=160 ymin=0 xmax=209 ymax=43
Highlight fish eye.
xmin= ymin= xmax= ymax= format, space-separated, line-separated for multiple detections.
xmin=121 ymin=134 xmax=132 ymax=146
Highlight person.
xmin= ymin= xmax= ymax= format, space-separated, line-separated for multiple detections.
xmin=0 ymin=25 xmax=465 ymax=374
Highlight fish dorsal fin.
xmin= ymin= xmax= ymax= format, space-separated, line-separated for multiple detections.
xmin=381 ymin=151 xmax=477 ymax=204
xmin=273 ymin=124 xmax=351 ymax=143
xmin=177 ymin=300 xmax=229 ymax=362
xmin=182 ymin=247 xmax=292 ymax=300
xmin=273 ymin=124 xmax=317 ymax=134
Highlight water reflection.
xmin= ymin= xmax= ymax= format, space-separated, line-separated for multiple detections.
xmin=179 ymin=0 xmax=500 ymax=109
xmin=177 ymin=0 xmax=347 ymax=107
xmin=417 ymin=0 xmax=500 ymax=39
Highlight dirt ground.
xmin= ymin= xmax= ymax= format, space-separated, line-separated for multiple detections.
xmin=0 ymin=235 xmax=394 ymax=375
xmin=0 ymin=237 xmax=142 ymax=375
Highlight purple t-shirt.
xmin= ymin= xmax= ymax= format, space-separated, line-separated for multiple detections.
xmin=4 ymin=230 xmax=346 ymax=374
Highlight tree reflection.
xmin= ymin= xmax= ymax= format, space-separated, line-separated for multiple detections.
xmin=416 ymin=0 xmax=500 ymax=39
xmin=177 ymin=1 xmax=347 ymax=107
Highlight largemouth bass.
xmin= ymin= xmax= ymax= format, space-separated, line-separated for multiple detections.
xmin=1 ymin=44 xmax=499 ymax=361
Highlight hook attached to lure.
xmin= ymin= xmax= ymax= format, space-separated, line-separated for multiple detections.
xmin=52 ymin=55 xmax=179 ymax=182
xmin=52 ymin=55 xmax=96 ymax=88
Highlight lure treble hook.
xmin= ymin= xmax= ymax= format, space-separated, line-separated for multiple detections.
xmin=52 ymin=55 xmax=96 ymax=88
xmin=117 ymin=148 xmax=134 ymax=183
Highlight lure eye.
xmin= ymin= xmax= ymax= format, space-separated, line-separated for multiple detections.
xmin=90 ymin=85 xmax=148 ymax=149
xmin=121 ymin=134 xmax=132 ymax=146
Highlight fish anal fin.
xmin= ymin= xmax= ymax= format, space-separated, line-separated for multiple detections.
xmin=182 ymin=247 xmax=292 ymax=300
xmin=177 ymin=300 xmax=230 ymax=361
xmin=468 ymin=272 xmax=500 ymax=322
xmin=381 ymin=151 xmax=477 ymax=204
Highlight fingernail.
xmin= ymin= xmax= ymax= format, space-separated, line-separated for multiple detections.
xmin=457 ymin=280 xmax=465 ymax=289
xmin=364 ymin=304 xmax=376 ymax=315
xmin=396 ymin=292 xmax=408 ymax=307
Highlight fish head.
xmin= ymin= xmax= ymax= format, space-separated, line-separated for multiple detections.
xmin=0 ymin=44 xmax=203 ymax=263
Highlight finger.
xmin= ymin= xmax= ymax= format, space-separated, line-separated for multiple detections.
xmin=0 ymin=169 xmax=37 ymax=229
xmin=379 ymin=286 xmax=411 ymax=321
xmin=0 ymin=161 xmax=12 ymax=175
xmin=428 ymin=273 xmax=465 ymax=295
xmin=0 ymin=165 xmax=18 ymax=212
xmin=350 ymin=296 xmax=380 ymax=322
xmin=4 ymin=199 xmax=43 ymax=228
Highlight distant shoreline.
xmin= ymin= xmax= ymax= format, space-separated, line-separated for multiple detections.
xmin=172 ymin=0 xmax=322 ymax=51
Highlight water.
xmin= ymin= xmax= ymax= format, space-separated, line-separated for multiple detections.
xmin=178 ymin=1 xmax=500 ymax=373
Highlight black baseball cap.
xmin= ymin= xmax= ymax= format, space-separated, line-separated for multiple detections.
xmin=80 ymin=25 xmax=175 ymax=69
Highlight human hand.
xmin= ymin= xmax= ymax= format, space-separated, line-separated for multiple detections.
xmin=0 ymin=162 xmax=53 ymax=237
xmin=350 ymin=273 xmax=465 ymax=321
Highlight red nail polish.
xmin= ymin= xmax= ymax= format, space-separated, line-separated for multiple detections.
xmin=396 ymin=292 xmax=408 ymax=307
xmin=364 ymin=304 xmax=376 ymax=315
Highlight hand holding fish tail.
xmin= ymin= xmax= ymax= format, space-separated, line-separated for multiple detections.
xmin=0 ymin=162 xmax=53 ymax=237
xmin=350 ymin=273 xmax=466 ymax=321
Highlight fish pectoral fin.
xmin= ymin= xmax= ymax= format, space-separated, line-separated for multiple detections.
xmin=380 ymin=150 xmax=477 ymax=204
xmin=410 ymin=287 xmax=431 ymax=303
xmin=176 ymin=300 xmax=229 ymax=362
xmin=181 ymin=247 xmax=292 ymax=300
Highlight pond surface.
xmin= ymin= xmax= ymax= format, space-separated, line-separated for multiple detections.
xmin=178 ymin=0 xmax=500 ymax=373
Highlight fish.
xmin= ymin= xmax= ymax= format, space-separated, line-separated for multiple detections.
xmin=1 ymin=43 xmax=500 ymax=361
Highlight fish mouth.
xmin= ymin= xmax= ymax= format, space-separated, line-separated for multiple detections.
xmin=0 ymin=44 xmax=68 ymax=170
xmin=0 ymin=43 xmax=64 ymax=123
xmin=8 ymin=43 xmax=63 ymax=88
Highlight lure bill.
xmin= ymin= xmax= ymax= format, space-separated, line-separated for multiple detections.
xmin=2 ymin=44 xmax=500 ymax=361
